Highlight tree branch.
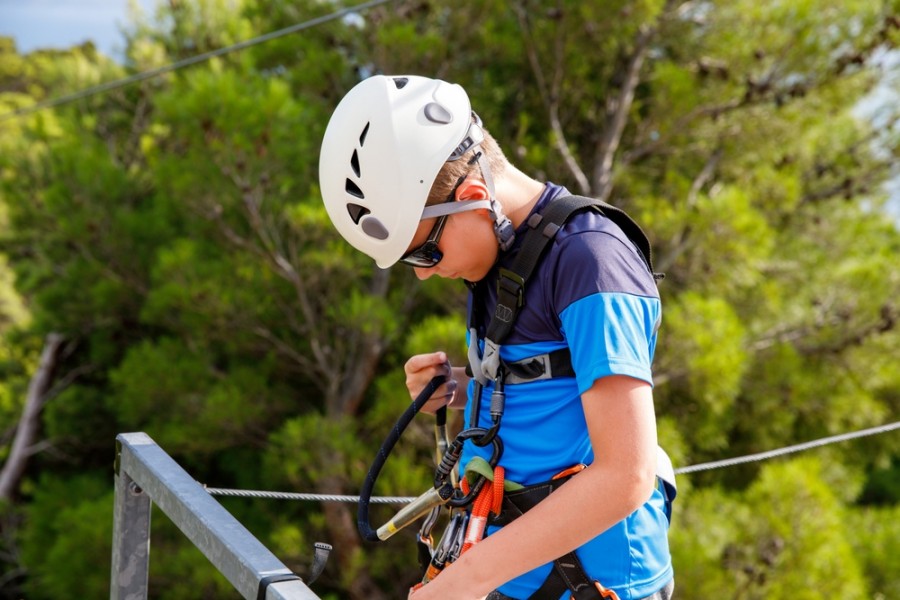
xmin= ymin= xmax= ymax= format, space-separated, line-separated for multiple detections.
xmin=653 ymin=146 xmax=721 ymax=273
xmin=0 ymin=333 xmax=65 ymax=501
xmin=513 ymin=1 xmax=591 ymax=194
xmin=748 ymin=303 xmax=897 ymax=355
xmin=593 ymin=22 xmax=658 ymax=202
xmin=334 ymin=266 xmax=391 ymax=417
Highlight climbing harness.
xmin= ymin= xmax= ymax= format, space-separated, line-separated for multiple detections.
xmin=468 ymin=194 xmax=662 ymax=389
xmin=358 ymin=194 xmax=676 ymax=599
xmin=357 ymin=376 xmax=504 ymax=543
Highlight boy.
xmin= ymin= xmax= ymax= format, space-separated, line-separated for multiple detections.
xmin=319 ymin=75 xmax=674 ymax=600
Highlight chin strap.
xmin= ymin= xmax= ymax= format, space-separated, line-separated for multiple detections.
xmin=468 ymin=131 xmax=515 ymax=252
xmin=476 ymin=146 xmax=515 ymax=252
xmin=450 ymin=112 xmax=516 ymax=252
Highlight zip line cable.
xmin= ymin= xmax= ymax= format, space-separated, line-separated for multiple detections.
xmin=673 ymin=419 xmax=900 ymax=474
xmin=204 ymin=420 xmax=900 ymax=504
xmin=0 ymin=0 xmax=396 ymax=124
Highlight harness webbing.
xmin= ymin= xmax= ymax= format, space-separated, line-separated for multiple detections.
xmin=486 ymin=468 xmax=622 ymax=600
xmin=464 ymin=194 xmax=663 ymax=599
xmin=472 ymin=194 xmax=659 ymax=386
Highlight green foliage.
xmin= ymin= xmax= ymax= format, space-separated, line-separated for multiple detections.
xmin=1 ymin=1 xmax=899 ymax=598
xmin=265 ymin=413 xmax=368 ymax=490
xmin=847 ymin=504 xmax=900 ymax=598
xmin=109 ymin=337 xmax=285 ymax=455
xmin=671 ymin=458 xmax=868 ymax=598
xmin=405 ymin=314 xmax=468 ymax=365
xmin=0 ymin=332 xmax=36 ymax=461
xmin=656 ymin=292 xmax=748 ymax=451
xmin=18 ymin=474 xmax=112 ymax=599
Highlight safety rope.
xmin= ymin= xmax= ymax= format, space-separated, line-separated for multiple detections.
xmin=459 ymin=465 xmax=504 ymax=554
xmin=204 ymin=420 xmax=900 ymax=504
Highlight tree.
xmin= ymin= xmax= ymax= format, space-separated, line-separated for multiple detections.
xmin=0 ymin=1 xmax=899 ymax=597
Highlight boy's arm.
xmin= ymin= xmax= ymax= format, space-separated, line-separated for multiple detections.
xmin=409 ymin=375 xmax=658 ymax=600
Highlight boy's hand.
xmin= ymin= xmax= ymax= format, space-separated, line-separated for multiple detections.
xmin=404 ymin=351 xmax=458 ymax=414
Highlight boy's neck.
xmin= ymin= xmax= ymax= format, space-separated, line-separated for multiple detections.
xmin=494 ymin=165 xmax=546 ymax=229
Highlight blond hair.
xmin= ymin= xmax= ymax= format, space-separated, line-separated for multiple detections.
xmin=427 ymin=127 xmax=507 ymax=206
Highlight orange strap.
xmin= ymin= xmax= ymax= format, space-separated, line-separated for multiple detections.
xmin=595 ymin=582 xmax=621 ymax=599
xmin=552 ymin=463 xmax=586 ymax=480
xmin=460 ymin=465 xmax=505 ymax=555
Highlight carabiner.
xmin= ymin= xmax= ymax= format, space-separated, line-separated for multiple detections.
xmin=375 ymin=484 xmax=454 ymax=541
xmin=421 ymin=509 xmax=468 ymax=584
xmin=444 ymin=428 xmax=504 ymax=508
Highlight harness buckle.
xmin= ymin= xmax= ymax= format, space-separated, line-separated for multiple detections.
xmin=496 ymin=268 xmax=525 ymax=309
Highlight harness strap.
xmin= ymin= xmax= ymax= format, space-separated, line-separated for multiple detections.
xmin=485 ymin=469 xmax=615 ymax=600
xmin=527 ymin=553 xmax=614 ymax=600
xmin=485 ymin=196 xmax=602 ymax=359
xmin=472 ymin=194 xmax=659 ymax=385
xmin=503 ymin=347 xmax=575 ymax=385
xmin=488 ymin=477 xmax=569 ymax=527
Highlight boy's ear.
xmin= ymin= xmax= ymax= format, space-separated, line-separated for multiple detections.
xmin=455 ymin=177 xmax=489 ymax=201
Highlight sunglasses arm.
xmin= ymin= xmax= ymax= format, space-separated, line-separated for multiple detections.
xmin=419 ymin=199 xmax=493 ymax=219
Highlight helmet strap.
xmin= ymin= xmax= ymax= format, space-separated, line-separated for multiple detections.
xmin=450 ymin=114 xmax=516 ymax=252
xmin=473 ymin=148 xmax=515 ymax=251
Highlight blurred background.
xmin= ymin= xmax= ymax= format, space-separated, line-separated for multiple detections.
xmin=0 ymin=0 xmax=157 ymax=60
xmin=0 ymin=1 xmax=899 ymax=598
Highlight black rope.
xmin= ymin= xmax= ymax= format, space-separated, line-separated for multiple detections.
xmin=357 ymin=375 xmax=446 ymax=542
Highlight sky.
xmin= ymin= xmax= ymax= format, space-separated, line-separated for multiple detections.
xmin=0 ymin=0 xmax=158 ymax=60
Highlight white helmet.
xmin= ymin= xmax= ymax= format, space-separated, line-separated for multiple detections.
xmin=319 ymin=75 xmax=481 ymax=268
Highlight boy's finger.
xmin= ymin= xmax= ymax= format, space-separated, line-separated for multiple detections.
xmin=405 ymin=351 xmax=448 ymax=373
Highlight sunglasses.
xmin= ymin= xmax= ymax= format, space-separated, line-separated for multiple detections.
xmin=399 ymin=173 xmax=471 ymax=268
xmin=399 ymin=212 xmax=449 ymax=268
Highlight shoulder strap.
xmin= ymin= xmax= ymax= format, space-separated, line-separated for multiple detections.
xmin=485 ymin=195 xmax=595 ymax=347
xmin=475 ymin=194 xmax=659 ymax=384
xmin=487 ymin=195 xmax=656 ymax=346
xmin=566 ymin=195 xmax=656 ymax=274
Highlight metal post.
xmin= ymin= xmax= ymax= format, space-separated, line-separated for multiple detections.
xmin=111 ymin=432 xmax=321 ymax=600
xmin=111 ymin=445 xmax=151 ymax=600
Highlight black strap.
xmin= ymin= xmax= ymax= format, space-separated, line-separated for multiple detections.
xmin=486 ymin=194 xmax=657 ymax=350
xmin=503 ymin=347 xmax=575 ymax=383
xmin=257 ymin=573 xmax=302 ymax=600
xmin=489 ymin=478 xmax=569 ymax=527
xmin=528 ymin=554 xmax=600 ymax=600
xmin=489 ymin=473 xmax=617 ymax=600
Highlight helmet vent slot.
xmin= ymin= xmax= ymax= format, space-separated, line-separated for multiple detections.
xmin=360 ymin=216 xmax=389 ymax=240
xmin=359 ymin=122 xmax=370 ymax=146
xmin=392 ymin=77 xmax=409 ymax=89
xmin=345 ymin=178 xmax=364 ymax=199
xmin=351 ymin=149 xmax=361 ymax=177
xmin=346 ymin=203 xmax=370 ymax=224
xmin=424 ymin=102 xmax=452 ymax=124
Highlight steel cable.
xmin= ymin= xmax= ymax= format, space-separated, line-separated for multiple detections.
xmin=0 ymin=0 xmax=396 ymax=123
xmin=205 ymin=420 xmax=900 ymax=504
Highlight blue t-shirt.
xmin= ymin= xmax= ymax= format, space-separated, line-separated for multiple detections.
xmin=461 ymin=183 xmax=672 ymax=600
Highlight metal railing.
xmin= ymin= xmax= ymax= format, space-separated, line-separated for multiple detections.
xmin=110 ymin=432 xmax=322 ymax=600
